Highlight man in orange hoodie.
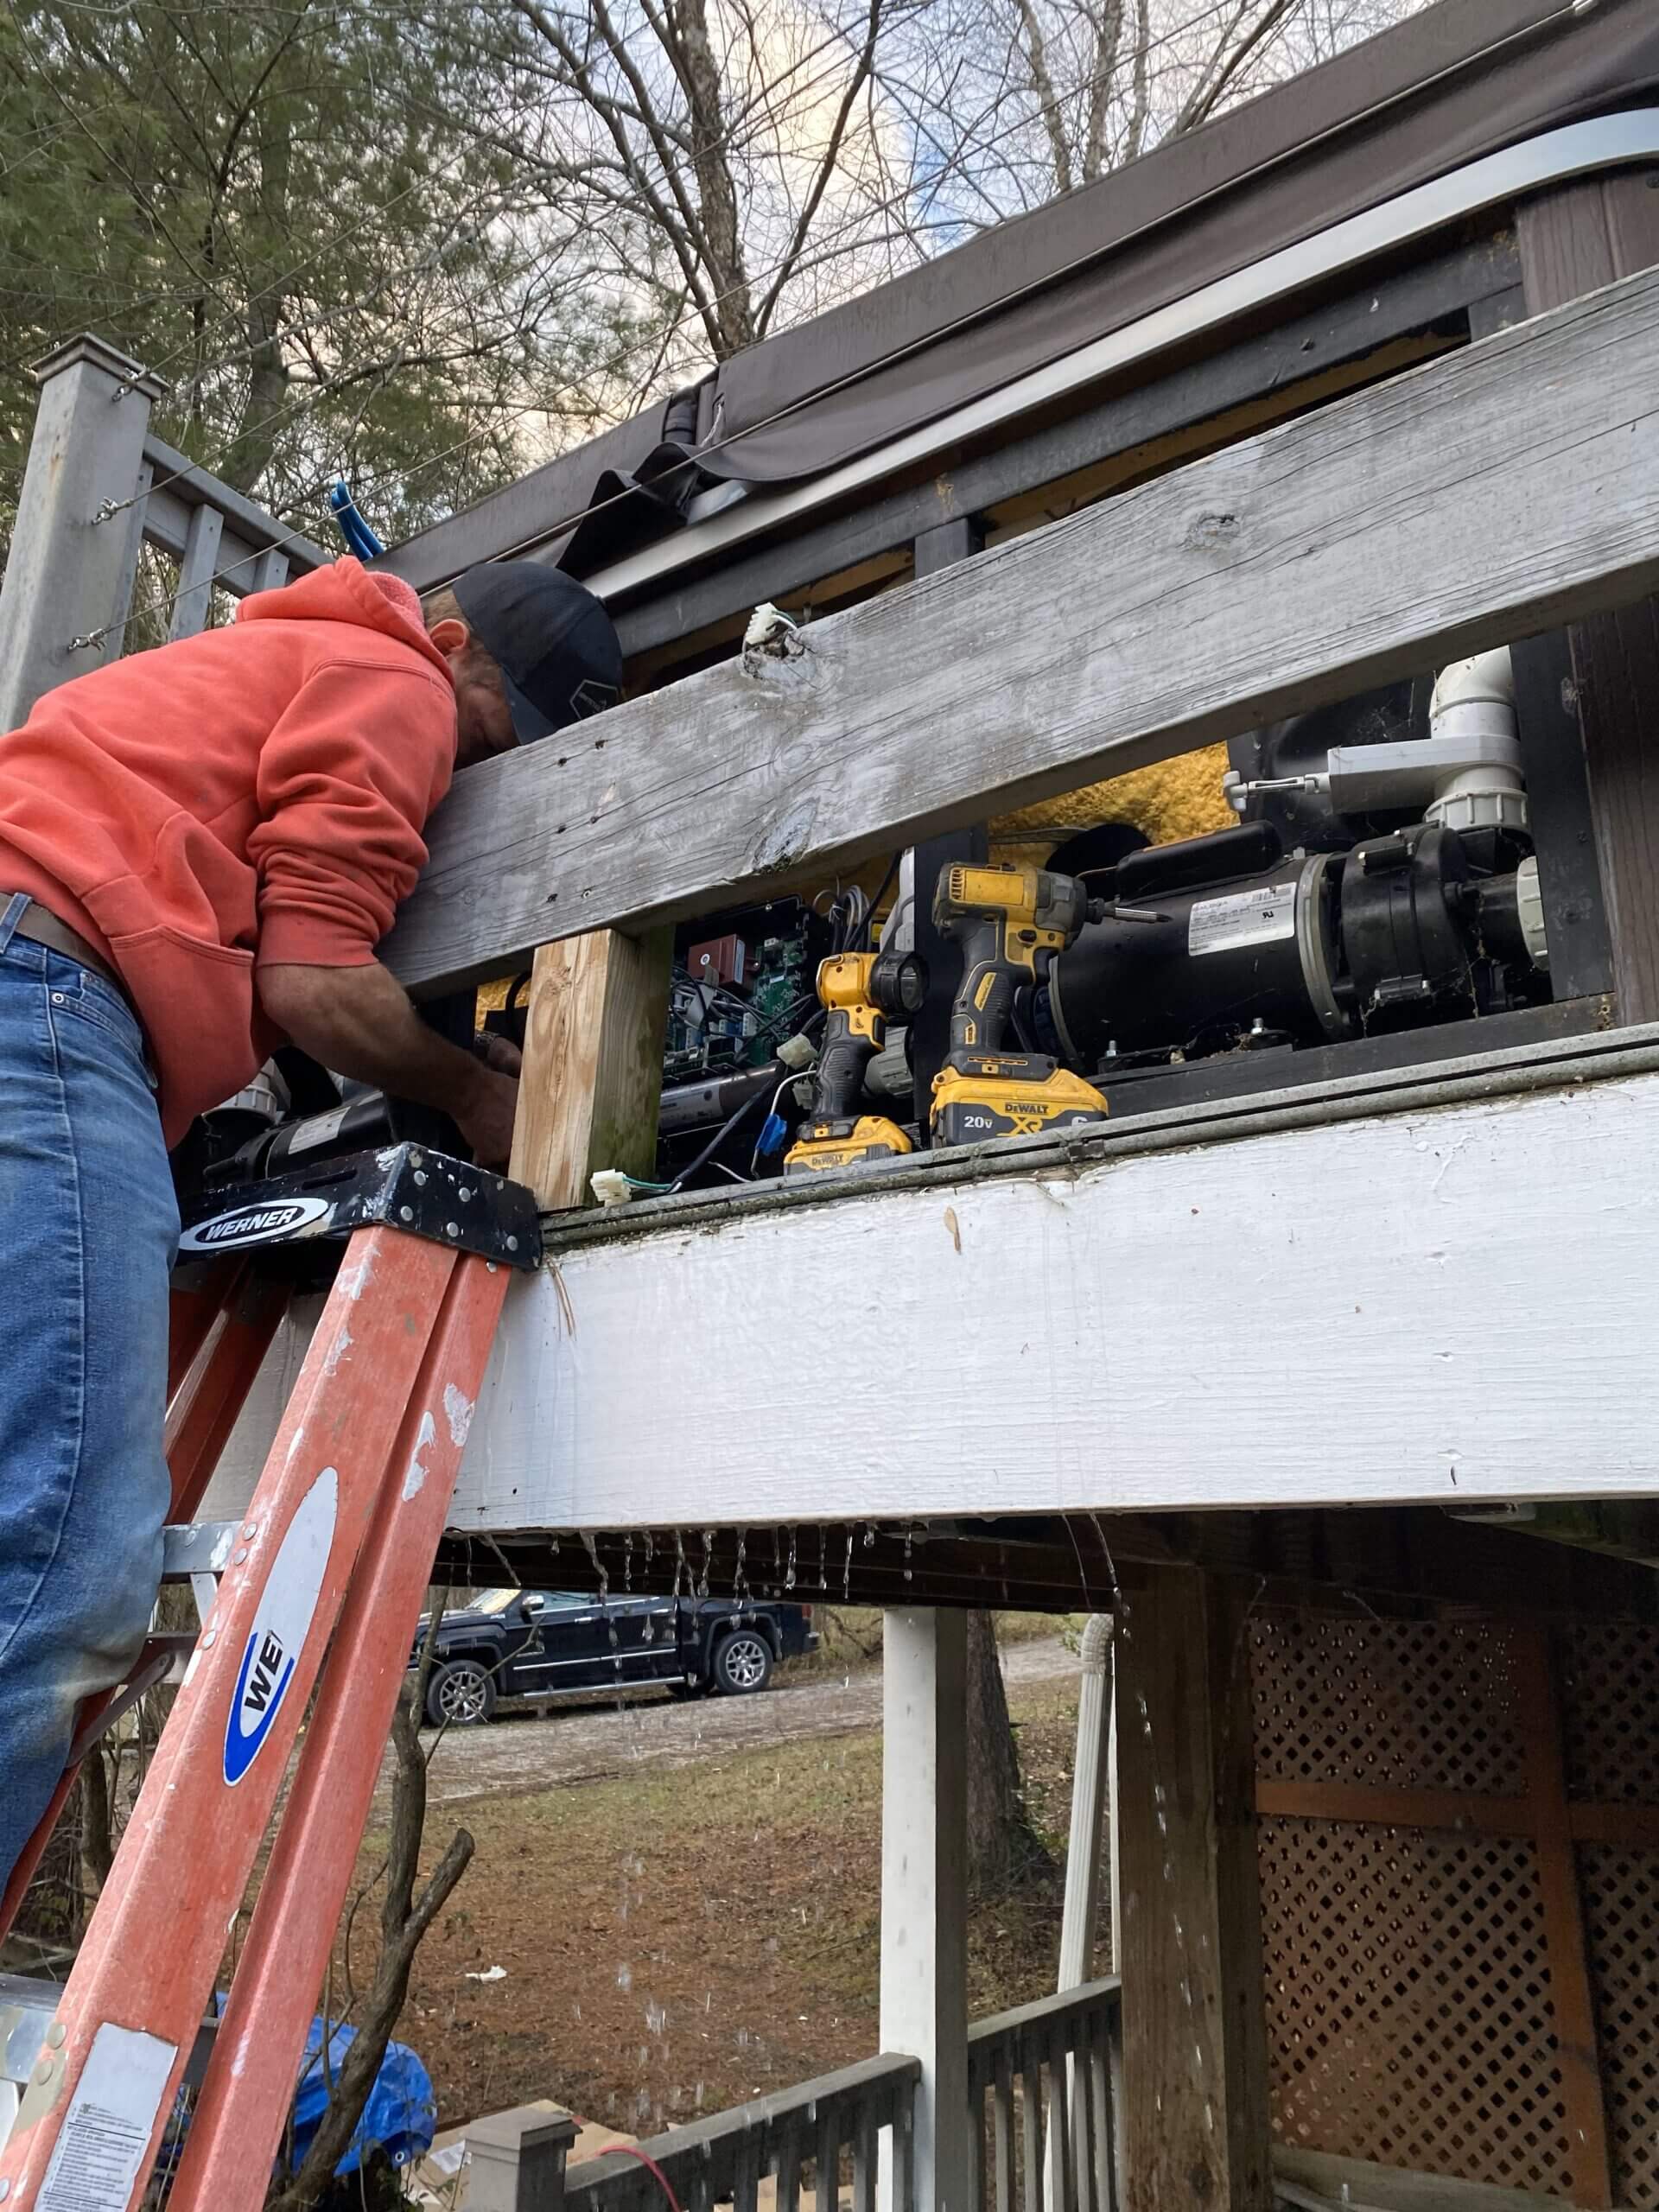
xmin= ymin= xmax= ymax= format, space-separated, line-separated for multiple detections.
xmin=0 ymin=555 xmax=622 ymax=1891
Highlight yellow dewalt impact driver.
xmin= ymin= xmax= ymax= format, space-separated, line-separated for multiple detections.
xmin=785 ymin=947 xmax=927 ymax=1175
xmin=930 ymin=861 xmax=1110 ymax=1145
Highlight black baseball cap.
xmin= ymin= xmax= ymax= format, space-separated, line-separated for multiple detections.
xmin=450 ymin=561 xmax=623 ymax=745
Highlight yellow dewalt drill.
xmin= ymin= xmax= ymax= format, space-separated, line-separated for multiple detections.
xmin=930 ymin=861 xmax=1109 ymax=1145
xmin=785 ymin=948 xmax=927 ymax=1175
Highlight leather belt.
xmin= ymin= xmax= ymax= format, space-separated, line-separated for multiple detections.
xmin=10 ymin=901 xmax=134 ymax=1010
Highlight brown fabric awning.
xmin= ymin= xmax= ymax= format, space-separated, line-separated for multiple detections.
xmin=378 ymin=0 xmax=1659 ymax=590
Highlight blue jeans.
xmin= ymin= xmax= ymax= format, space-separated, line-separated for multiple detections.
xmin=0 ymin=893 xmax=178 ymax=1892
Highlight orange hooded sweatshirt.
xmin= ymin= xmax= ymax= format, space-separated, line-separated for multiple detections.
xmin=0 ymin=558 xmax=456 ymax=1146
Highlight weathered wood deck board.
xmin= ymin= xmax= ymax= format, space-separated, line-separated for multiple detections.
xmin=385 ymin=264 xmax=1659 ymax=993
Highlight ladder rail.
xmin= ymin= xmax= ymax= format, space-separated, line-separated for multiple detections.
xmin=0 ymin=1271 xmax=286 ymax=1948
xmin=165 ymin=1261 xmax=247 ymax=1402
xmin=168 ymin=1251 xmax=511 ymax=2208
xmin=162 ymin=1272 xmax=290 ymax=1503
xmin=0 ymin=1224 xmax=460 ymax=2211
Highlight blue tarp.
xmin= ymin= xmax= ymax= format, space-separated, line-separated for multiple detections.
xmin=181 ymin=2004 xmax=437 ymax=2179
xmin=291 ymin=2018 xmax=436 ymax=2176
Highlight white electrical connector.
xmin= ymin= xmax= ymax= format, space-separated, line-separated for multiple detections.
xmin=589 ymin=1169 xmax=635 ymax=1206
xmin=743 ymin=601 xmax=799 ymax=652
xmin=776 ymin=1030 xmax=816 ymax=1071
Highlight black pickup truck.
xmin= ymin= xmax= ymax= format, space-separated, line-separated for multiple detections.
xmin=412 ymin=1587 xmax=819 ymax=1726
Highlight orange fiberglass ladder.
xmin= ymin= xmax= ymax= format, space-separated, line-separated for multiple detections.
xmin=0 ymin=1143 xmax=540 ymax=2212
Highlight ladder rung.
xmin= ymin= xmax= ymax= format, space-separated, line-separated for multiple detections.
xmin=0 ymin=1978 xmax=219 ymax=2092
xmin=160 ymin=1521 xmax=243 ymax=1580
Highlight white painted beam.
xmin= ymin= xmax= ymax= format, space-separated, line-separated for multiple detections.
xmin=880 ymin=1609 xmax=969 ymax=2212
xmin=199 ymin=1036 xmax=1659 ymax=1529
xmin=451 ymin=1061 xmax=1659 ymax=1529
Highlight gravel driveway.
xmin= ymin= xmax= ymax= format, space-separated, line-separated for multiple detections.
xmin=384 ymin=1634 xmax=1078 ymax=1811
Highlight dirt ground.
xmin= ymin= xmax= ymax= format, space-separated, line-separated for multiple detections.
xmin=345 ymin=1641 xmax=1093 ymax=2135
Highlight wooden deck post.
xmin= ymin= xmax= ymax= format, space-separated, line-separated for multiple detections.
xmin=0 ymin=334 xmax=165 ymax=727
xmin=1518 ymin=177 xmax=1659 ymax=1022
xmin=507 ymin=927 xmax=672 ymax=1210
xmin=1112 ymin=1567 xmax=1271 ymax=2212
xmin=880 ymin=1608 xmax=969 ymax=2212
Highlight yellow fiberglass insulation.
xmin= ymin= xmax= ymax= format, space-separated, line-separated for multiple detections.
xmin=988 ymin=741 xmax=1234 ymax=863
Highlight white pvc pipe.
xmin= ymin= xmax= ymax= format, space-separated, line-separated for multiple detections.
xmin=1429 ymin=645 xmax=1516 ymax=730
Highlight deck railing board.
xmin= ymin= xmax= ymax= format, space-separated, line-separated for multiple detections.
xmin=963 ymin=1980 xmax=1121 ymax=2212
xmin=562 ymin=2053 xmax=920 ymax=2212
xmin=387 ymin=264 xmax=1659 ymax=995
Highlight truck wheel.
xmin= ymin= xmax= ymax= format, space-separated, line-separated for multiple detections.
xmin=426 ymin=1657 xmax=498 ymax=1727
xmin=712 ymin=1630 xmax=773 ymax=1696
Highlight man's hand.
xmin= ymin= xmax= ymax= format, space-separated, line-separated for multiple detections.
xmin=258 ymin=960 xmax=522 ymax=1167
xmin=454 ymin=1061 xmax=519 ymax=1170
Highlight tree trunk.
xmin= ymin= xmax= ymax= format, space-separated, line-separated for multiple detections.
xmin=964 ymin=1611 xmax=1050 ymax=1891
xmin=671 ymin=0 xmax=753 ymax=356
xmin=269 ymin=1604 xmax=472 ymax=2211
xmin=79 ymin=1745 xmax=114 ymax=1897
xmin=220 ymin=112 xmax=291 ymax=499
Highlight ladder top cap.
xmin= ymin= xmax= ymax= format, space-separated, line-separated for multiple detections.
xmin=29 ymin=332 xmax=168 ymax=400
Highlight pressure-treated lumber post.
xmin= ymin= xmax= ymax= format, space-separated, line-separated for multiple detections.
xmin=880 ymin=1608 xmax=969 ymax=2212
xmin=507 ymin=926 xmax=672 ymax=1209
xmin=0 ymin=335 xmax=165 ymax=726
xmin=1112 ymin=1567 xmax=1271 ymax=2212
xmin=1518 ymin=175 xmax=1659 ymax=1022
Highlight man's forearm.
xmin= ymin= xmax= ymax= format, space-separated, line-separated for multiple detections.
xmin=258 ymin=957 xmax=488 ymax=1116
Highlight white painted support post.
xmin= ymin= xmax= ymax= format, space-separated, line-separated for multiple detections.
xmin=0 ymin=334 xmax=166 ymax=726
xmin=880 ymin=1608 xmax=970 ymax=2212
xmin=1047 ymin=1617 xmax=1112 ymax=2211
xmin=1058 ymin=1618 xmax=1112 ymax=1990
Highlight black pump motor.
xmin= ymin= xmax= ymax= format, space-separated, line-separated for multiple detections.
xmin=1043 ymin=817 xmax=1545 ymax=1074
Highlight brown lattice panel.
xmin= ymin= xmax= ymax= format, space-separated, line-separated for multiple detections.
xmin=1560 ymin=1625 xmax=1659 ymax=1808
xmin=1259 ymin=1815 xmax=1575 ymax=2196
xmin=1252 ymin=1614 xmax=1528 ymax=1796
xmin=1580 ymin=1846 xmax=1659 ymax=2209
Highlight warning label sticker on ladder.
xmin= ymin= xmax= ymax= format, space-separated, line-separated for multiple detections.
xmin=1187 ymin=880 xmax=1299 ymax=957
xmin=36 ymin=2022 xmax=176 ymax=2212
